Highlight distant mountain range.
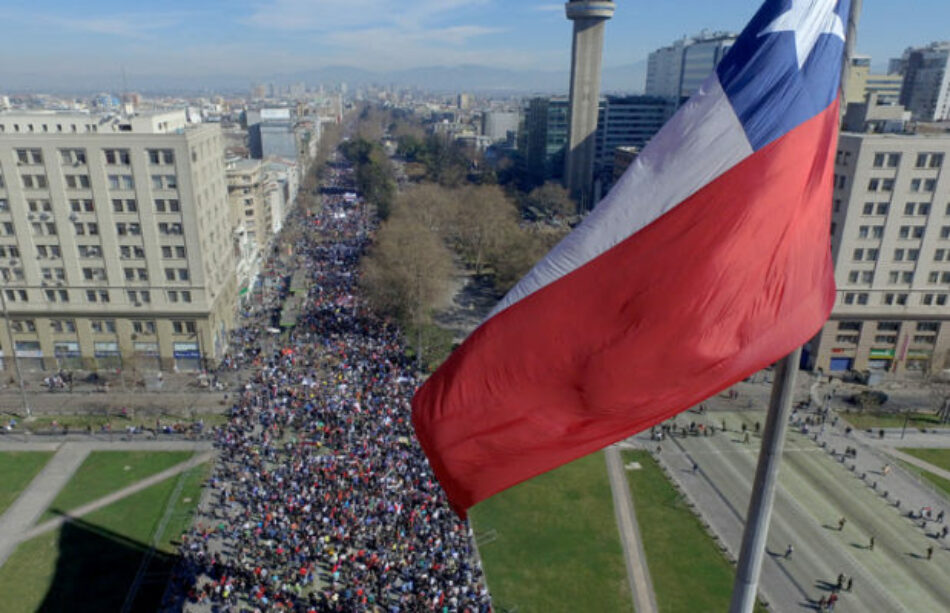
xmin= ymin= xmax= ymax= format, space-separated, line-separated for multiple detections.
xmin=2 ymin=61 xmax=647 ymax=96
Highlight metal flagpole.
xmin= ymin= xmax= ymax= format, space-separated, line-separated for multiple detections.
xmin=729 ymin=2 xmax=862 ymax=612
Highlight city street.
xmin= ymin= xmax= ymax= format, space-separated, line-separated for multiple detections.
xmin=626 ymin=400 xmax=950 ymax=612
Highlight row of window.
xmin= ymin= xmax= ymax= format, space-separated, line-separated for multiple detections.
xmin=3 ymin=288 xmax=193 ymax=304
xmin=838 ymin=321 xmax=939 ymax=332
xmin=841 ymin=292 xmax=950 ymax=306
xmin=13 ymin=173 xmax=178 ymax=192
xmin=852 ymin=247 xmax=950 ymax=262
xmin=0 ymin=197 xmax=182 ymax=215
xmin=14 ymin=318 xmax=192 ymax=336
xmin=14 ymin=148 xmax=175 ymax=167
xmin=73 ymin=221 xmax=185 ymax=237
xmin=846 ymin=270 xmax=950 ymax=284
xmin=836 ymin=333 xmax=938 ymax=345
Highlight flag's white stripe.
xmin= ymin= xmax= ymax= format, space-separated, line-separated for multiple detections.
xmin=490 ymin=74 xmax=754 ymax=317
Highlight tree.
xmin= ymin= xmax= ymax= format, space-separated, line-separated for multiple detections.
xmin=390 ymin=183 xmax=459 ymax=241
xmin=360 ymin=215 xmax=453 ymax=366
xmin=454 ymin=185 xmax=520 ymax=275
xmin=525 ymin=182 xmax=576 ymax=218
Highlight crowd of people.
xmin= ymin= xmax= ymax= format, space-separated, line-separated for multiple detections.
xmin=164 ymin=157 xmax=491 ymax=612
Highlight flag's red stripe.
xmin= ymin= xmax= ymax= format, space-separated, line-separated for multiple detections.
xmin=413 ymin=101 xmax=839 ymax=518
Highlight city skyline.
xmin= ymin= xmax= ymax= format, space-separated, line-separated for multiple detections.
xmin=2 ymin=1 xmax=949 ymax=90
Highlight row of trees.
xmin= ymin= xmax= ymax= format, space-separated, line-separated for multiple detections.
xmin=340 ymin=137 xmax=397 ymax=219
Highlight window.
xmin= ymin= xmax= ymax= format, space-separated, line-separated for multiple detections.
xmin=866 ymin=249 xmax=878 ymax=261
xmin=884 ymin=293 xmax=895 ymax=305
xmin=861 ymin=271 xmax=873 ymax=283
xmin=161 ymin=246 xmax=173 ymax=258
xmin=914 ymin=334 xmax=937 ymax=344
xmin=909 ymin=249 xmax=919 ymax=261
xmin=111 ymin=198 xmax=136 ymax=213
xmin=905 ymin=202 xmax=916 ymax=215
xmin=132 ymin=320 xmax=157 ymax=335
xmin=103 ymin=149 xmax=131 ymax=165
xmin=919 ymin=203 xmax=931 ymax=215
xmin=848 ymin=271 xmax=859 ymax=283
xmin=86 ymin=290 xmax=110 ymax=303
xmin=875 ymin=335 xmax=897 ymax=344
xmin=21 ymin=174 xmax=48 ymax=189
xmin=924 ymin=179 xmax=937 ymax=192
xmin=836 ymin=335 xmax=859 ymax=344
xmin=175 ymin=246 xmax=186 ymax=258
xmin=873 ymin=153 xmax=885 ymax=167
xmin=941 ymin=226 xmax=950 ymax=239
xmin=888 ymin=271 xmax=899 ymax=284
xmin=917 ymin=322 xmax=940 ymax=332
xmin=911 ymin=178 xmax=922 ymax=192
xmin=124 ymin=268 xmax=135 ymax=281
xmin=844 ymin=293 xmax=855 ymax=305
xmin=108 ymin=174 xmax=134 ymax=190
xmin=863 ymin=202 xmax=874 ymax=215
xmin=147 ymin=149 xmax=174 ymax=165
xmin=897 ymin=293 xmax=908 ymax=305
xmin=878 ymin=321 xmax=900 ymax=331
xmin=931 ymin=153 xmax=944 ymax=168
xmin=868 ymin=178 xmax=879 ymax=191
xmin=923 ymin=294 xmax=935 ymax=305
xmin=858 ymin=226 xmax=869 ymax=238
xmin=59 ymin=148 xmax=86 ymax=165
xmin=151 ymin=175 xmax=178 ymax=190
xmin=857 ymin=293 xmax=869 ymax=305
xmin=853 ymin=248 xmax=864 ymax=261
xmin=9 ymin=319 xmax=37 ymax=333
xmin=876 ymin=203 xmax=888 ymax=215
xmin=16 ymin=148 xmax=43 ymax=164
xmin=887 ymin=153 xmax=901 ymax=167
xmin=937 ymin=249 xmax=947 ymax=262
xmin=45 ymin=289 xmax=69 ymax=302
xmin=165 ymin=268 xmax=175 ymax=281
xmin=872 ymin=226 xmax=884 ymax=239
xmin=64 ymin=174 xmax=90 ymax=189
xmin=882 ymin=179 xmax=894 ymax=191
xmin=838 ymin=321 xmax=862 ymax=331
xmin=78 ymin=245 xmax=102 ymax=258
xmin=929 ymin=271 xmax=940 ymax=283
xmin=894 ymin=248 xmax=904 ymax=261
xmin=178 ymin=268 xmax=189 ymax=281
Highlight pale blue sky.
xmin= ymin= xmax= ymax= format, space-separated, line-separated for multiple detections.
xmin=0 ymin=1 xmax=946 ymax=83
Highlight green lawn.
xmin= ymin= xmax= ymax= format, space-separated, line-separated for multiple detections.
xmin=0 ymin=461 xmax=210 ymax=613
xmin=41 ymin=450 xmax=193 ymax=522
xmin=22 ymin=411 xmax=229 ymax=433
xmin=470 ymin=451 xmax=630 ymax=613
xmin=622 ymin=451 xmax=764 ymax=613
xmin=0 ymin=452 xmax=54 ymax=515
xmin=897 ymin=448 xmax=950 ymax=498
xmin=839 ymin=410 xmax=948 ymax=431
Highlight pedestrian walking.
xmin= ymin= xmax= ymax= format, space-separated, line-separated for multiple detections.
xmin=836 ymin=573 xmax=844 ymax=591
xmin=846 ymin=577 xmax=853 ymax=592
xmin=838 ymin=517 xmax=847 ymax=531
xmin=869 ymin=535 xmax=875 ymax=551
xmin=784 ymin=544 xmax=793 ymax=559
xmin=927 ymin=545 xmax=934 ymax=560
xmin=692 ymin=461 xmax=699 ymax=474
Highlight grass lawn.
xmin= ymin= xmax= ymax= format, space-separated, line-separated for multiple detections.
xmin=839 ymin=410 xmax=948 ymax=431
xmin=0 ymin=452 xmax=54 ymax=515
xmin=40 ymin=450 xmax=194 ymax=522
xmin=897 ymin=448 xmax=950 ymax=498
xmin=0 ymin=460 xmax=210 ymax=613
xmin=470 ymin=451 xmax=630 ymax=613
xmin=21 ymin=411 xmax=230 ymax=433
xmin=622 ymin=451 xmax=764 ymax=613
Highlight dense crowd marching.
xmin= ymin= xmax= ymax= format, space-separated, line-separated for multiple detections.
xmin=164 ymin=157 xmax=491 ymax=612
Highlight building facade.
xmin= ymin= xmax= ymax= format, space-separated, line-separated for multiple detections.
xmin=807 ymin=129 xmax=950 ymax=376
xmin=0 ymin=110 xmax=237 ymax=373
xmin=645 ymin=31 xmax=737 ymax=101
xmin=898 ymin=42 xmax=950 ymax=122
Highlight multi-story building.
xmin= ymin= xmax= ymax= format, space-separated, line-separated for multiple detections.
xmin=806 ymin=111 xmax=950 ymax=375
xmin=520 ymin=95 xmax=674 ymax=193
xmin=0 ymin=110 xmax=237 ymax=373
xmin=645 ymin=31 xmax=737 ymax=101
xmin=898 ymin=42 xmax=950 ymax=122
xmin=226 ymin=158 xmax=265 ymax=300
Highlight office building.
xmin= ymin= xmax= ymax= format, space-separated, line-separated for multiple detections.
xmin=646 ymin=31 xmax=737 ymax=101
xmin=898 ymin=42 xmax=950 ymax=122
xmin=521 ymin=96 xmax=572 ymax=184
xmin=806 ymin=107 xmax=950 ymax=375
xmin=481 ymin=111 xmax=518 ymax=144
xmin=0 ymin=110 xmax=237 ymax=373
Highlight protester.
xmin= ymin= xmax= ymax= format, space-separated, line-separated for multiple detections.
xmin=165 ymin=157 xmax=490 ymax=612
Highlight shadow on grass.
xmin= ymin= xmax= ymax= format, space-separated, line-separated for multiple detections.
xmin=37 ymin=513 xmax=178 ymax=612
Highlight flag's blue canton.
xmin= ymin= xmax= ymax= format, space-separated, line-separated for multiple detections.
xmin=717 ymin=0 xmax=849 ymax=151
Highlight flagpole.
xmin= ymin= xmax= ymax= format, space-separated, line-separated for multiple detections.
xmin=728 ymin=2 xmax=862 ymax=612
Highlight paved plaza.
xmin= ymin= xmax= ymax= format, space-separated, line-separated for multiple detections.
xmin=620 ymin=385 xmax=950 ymax=612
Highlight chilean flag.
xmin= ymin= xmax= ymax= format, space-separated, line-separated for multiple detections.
xmin=413 ymin=0 xmax=849 ymax=517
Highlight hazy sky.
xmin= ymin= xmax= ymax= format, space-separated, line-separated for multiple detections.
xmin=1 ymin=1 xmax=947 ymax=82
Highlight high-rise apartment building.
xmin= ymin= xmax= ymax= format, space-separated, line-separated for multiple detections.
xmin=807 ymin=115 xmax=950 ymax=375
xmin=898 ymin=42 xmax=950 ymax=122
xmin=0 ymin=110 xmax=237 ymax=373
xmin=645 ymin=31 xmax=737 ymax=101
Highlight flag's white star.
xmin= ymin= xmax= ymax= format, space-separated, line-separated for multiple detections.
xmin=758 ymin=0 xmax=845 ymax=69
